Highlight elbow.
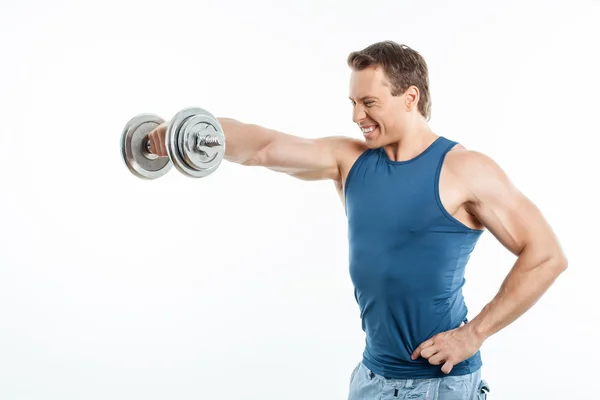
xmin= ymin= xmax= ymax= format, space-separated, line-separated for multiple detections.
xmin=554 ymin=253 xmax=568 ymax=273
xmin=550 ymin=242 xmax=568 ymax=272
xmin=544 ymin=250 xmax=568 ymax=278
xmin=526 ymin=240 xmax=568 ymax=275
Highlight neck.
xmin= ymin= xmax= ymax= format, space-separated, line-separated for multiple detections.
xmin=383 ymin=120 xmax=438 ymax=162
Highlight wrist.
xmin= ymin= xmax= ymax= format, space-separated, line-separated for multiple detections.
xmin=466 ymin=315 xmax=492 ymax=344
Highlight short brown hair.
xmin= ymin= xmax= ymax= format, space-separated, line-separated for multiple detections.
xmin=347 ymin=41 xmax=431 ymax=120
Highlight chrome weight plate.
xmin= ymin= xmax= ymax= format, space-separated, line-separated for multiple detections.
xmin=166 ymin=107 xmax=226 ymax=178
xmin=121 ymin=114 xmax=172 ymax=179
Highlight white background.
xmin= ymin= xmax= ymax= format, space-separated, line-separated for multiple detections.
xmin=1 ymin=0 xmax=598 ymax=399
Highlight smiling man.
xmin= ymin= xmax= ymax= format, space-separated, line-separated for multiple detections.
xmin=148 ymin=41 xmax=567 ymax=400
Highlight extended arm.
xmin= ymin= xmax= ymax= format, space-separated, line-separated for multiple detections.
xmin=218 ymin=118 xmax=346 ymax=181
xmin=149 ymin=117 xmax=349 ymax=181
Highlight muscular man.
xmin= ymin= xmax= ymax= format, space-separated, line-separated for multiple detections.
xmin=148 ymin=41 xmax=567 ymax=399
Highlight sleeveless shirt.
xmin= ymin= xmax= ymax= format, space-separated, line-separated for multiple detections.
xmin=345 ymin=136 xmax=484 ymax=379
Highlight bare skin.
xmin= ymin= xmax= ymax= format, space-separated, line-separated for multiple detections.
xmin=148 ymin=65 xmax=567 ymax=374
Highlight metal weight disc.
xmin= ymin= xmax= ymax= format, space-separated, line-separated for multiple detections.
xmin=120 ymin=114 xmax=172 ymax=179
xmin=166 ymin=107 xmax=226 ymax=178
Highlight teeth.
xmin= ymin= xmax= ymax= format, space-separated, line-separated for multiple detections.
xmin=361 ymin=126 xmax=376 ymax=133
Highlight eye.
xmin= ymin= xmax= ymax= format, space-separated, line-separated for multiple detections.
xmin=364 ymin=101 xmax=374 ymax=107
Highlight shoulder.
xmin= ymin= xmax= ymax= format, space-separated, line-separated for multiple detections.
xmin=322 ymin=136 xmax=369 ymax=184
xmin=324 ymin=136 xmax=368 ymax=152
xmin=323 ymin=136 xmax=369 ymax=164
xmin=443 ymin=144 xmax=514 ymax=202
xmin=444 ymin=145 xmax=504 ymax=179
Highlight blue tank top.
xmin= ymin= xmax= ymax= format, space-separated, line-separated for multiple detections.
xmin=344 ymin=136 xmax=484 ymax=379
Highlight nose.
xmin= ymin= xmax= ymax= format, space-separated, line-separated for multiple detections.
xmin=352 ymin=104 xmax=366 ymax=124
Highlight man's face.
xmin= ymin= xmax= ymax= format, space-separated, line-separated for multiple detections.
xmin=349 ymin=66 xmax=407 ymax=147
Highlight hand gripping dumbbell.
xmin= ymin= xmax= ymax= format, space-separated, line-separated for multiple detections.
xmin=120 ymin=107 xmax=226 ymax=179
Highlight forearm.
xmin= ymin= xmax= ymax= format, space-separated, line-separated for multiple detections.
xmin=217 ymin=118 xmax=276 ymax=165
xmin=468 ymin=246 xmax=567 ymax=341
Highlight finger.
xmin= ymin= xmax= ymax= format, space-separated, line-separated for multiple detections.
xmin=157 ymin=128 xmax=166 ymax=156
xmin=157 ymin=124 xmax=168 ymax=157
xmin=148 ymin=131 xmax=158 ymax=155
xmin=428 ymin=352 xmax=446 ymax=366
xmin=441 ymin=361 xmax=454 ymax=374
xmin=411 ymin=338 xmax=435 ymax=360
xmin=420 ymin=345 xmax=439 ymax=359
xmin=411 ymin=347 xmax=420 ymax=360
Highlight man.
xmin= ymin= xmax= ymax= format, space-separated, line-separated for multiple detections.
xmin=148 ymin=41 xmax=567 ymax=399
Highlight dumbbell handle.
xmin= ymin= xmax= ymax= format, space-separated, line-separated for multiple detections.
xmin=145 ymin=133 xmax=223 ymax=154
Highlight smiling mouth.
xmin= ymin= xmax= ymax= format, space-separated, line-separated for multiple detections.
xmin=361 ymin=125 xmax=378 ymax=137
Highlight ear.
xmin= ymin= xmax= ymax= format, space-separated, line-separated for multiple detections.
xmin=404 ymin=86 xmax=420 ymax=111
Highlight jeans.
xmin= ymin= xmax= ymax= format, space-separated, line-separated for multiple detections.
xmin=348 ymin=362 xmax=490 ymax=400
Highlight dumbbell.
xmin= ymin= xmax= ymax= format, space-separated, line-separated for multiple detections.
xmin=120 ymin=107 xmax=226 ymax=179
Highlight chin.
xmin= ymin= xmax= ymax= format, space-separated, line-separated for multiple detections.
xmin=363 ymin=132 xmax=381 ymax=146
xmin=364 ymin=138 xmax=381 ymax=149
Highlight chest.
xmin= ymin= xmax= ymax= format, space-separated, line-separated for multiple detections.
xmin=347 ymin=174 xmax=442 ymax=233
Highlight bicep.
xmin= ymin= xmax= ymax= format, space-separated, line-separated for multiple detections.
xmin=464 ymin=153 xmax=559 ymax=257
xmin=257 ymin=132 xmax=343 ymax=181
